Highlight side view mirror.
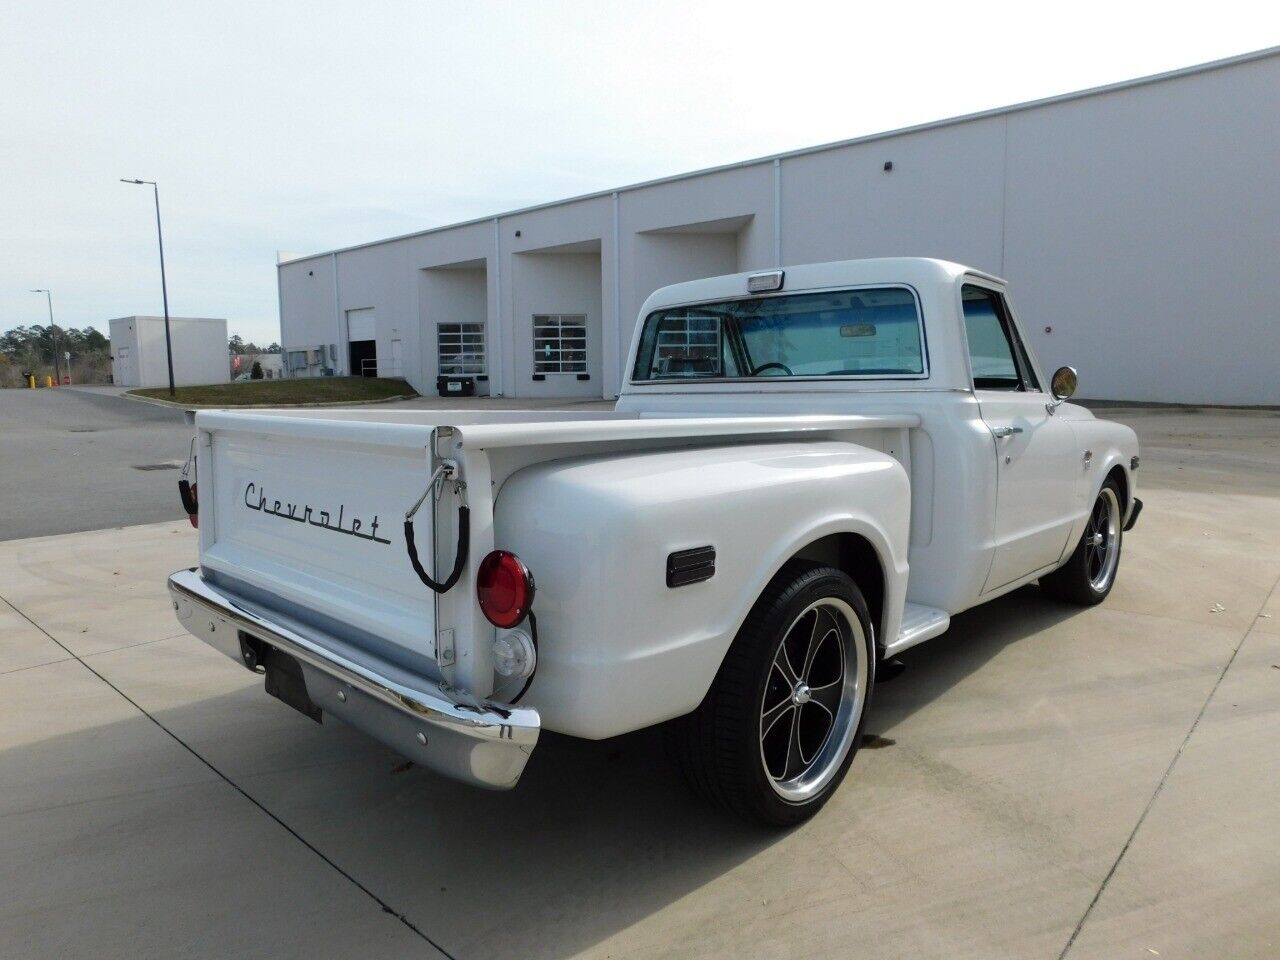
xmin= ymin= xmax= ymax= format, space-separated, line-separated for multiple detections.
xmin=1051 ymin=365 xmax=1078 ymax=402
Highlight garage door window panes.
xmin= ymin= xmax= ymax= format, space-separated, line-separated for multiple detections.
xmin=653 ymin=315 xmax=722 ymax=377
xmin=533 ymin=315 xmax=587 ymax=374
xmin=438 ymin=323 xmax=486 ymax=376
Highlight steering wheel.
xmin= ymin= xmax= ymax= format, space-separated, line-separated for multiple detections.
xmin=751 ymin=361 xmax=793 ymax=377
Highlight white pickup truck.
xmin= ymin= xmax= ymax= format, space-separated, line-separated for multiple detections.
xmin=169 ymin=258 xmax=1141 ymax=825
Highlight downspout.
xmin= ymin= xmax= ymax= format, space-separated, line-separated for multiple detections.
xmin=492 ymin=217 xmax=503 ymax=396
xmin=612 ymin=191 xmax=621 ymax=398
xmin=331 ymin=251 xmax=342 ymax=375
xmin=773 ymin=158 xmax=783 ymax=268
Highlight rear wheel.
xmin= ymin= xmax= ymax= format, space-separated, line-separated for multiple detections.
xmin=1040 ymin=478 xmax=1124 ymax=605
xmin=670 ymin=562 xmax=875 ymax=826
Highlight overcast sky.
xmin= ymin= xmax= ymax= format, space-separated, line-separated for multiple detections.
xmin=2 ymin=1 xmax=1277 ymax=345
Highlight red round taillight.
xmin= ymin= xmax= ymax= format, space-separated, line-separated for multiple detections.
xmin=476 ymin=550 xmax=534 ymax=628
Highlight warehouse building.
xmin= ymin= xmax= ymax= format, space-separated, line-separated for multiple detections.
xmin=109 ymin=316 xmax=229 ymax=388
xmin=278 ymin=47 xmax=1280 ymax=406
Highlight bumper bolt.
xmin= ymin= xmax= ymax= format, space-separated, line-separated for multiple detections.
xmin=416 ymin=732 xmax=427 ymax=745
xmin=337 ymin=690 xmax=347 ymax=702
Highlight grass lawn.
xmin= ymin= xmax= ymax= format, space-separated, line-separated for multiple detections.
xmin=130 ymin=377 xmax=418 ymax=406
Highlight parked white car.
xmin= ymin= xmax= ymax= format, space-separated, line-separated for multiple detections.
xmin=168 ymin=258 xmax=1140 ymax=824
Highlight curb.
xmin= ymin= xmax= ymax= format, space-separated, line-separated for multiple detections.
xmin=123 ymin=391 xmax=419 ymax=410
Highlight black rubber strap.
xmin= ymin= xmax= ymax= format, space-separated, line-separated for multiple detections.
xmin=178 ymin=478 xmax=198 ymax=515
xmin=404 ymin=505 xmax=470 ymax=594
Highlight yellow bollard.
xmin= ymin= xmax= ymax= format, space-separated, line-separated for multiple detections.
xmin=27 ymin=375 xmax=36 ymax=388
xmin=45 ymin=375 xmax=54 ymax=388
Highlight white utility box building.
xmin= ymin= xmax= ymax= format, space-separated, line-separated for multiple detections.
xmin=109 ymin=316 xmax=229 ymax=388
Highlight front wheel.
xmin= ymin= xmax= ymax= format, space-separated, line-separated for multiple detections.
xmin=1040 ymin=478 xmax=1124 ymax=605
xmin=670 ymin=562 xmax=875 ymax=826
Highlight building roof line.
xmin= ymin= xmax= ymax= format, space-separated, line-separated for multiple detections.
xmin=108 ymin=316 xmax=228 ymax=323
xmin=279 ymin=44 xmax=1280 ymax=266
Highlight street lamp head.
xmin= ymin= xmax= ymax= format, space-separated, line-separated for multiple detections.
xmin=120 ymin=178 xmax=154 ymax=185
xmin=30 ymin=288 xmax=48 ymax=293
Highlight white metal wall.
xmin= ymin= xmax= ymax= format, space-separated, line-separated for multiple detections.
xmin=278 ymin=49 xmax=1280 ymax=405
xmin=109 ymin=317 xmax=228 ymax=387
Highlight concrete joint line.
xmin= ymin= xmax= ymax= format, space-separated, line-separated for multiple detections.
xmin=1057 ymin=572 xmax=1280 ymax=959
xmin=0 ymin=656 xmax=75 ymax=677
xmin=0 ymin=593 xmax=456 ymax=960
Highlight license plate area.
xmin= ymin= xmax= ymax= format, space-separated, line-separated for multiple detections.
xmin=240 ymin=631 xmax=322 ymax=723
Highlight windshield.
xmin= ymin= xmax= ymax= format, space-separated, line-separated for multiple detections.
xmin=631 ymin=286 xmax=925 ymax=382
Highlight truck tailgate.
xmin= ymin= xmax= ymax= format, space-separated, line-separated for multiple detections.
xmin=195 ymin=412 xmax=443 ymax=677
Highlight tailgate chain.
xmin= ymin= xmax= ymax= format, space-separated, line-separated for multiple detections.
xmin=177 ymin=436 xmax=198 ymax=517
xmin=404 ymin=460 xmax=470 ymax=595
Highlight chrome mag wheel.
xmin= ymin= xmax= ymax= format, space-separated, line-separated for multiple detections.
xmin=1086 ymin=486 xmax=1121 ymax=592
xmin=759 ymin=598 xmax=867 ymax=803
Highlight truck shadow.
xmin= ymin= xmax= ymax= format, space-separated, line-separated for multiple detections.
xmin=257 ymin=584 xmax=1086 ymax=959
xmin=866 ymin=584 xmax=1086 ymax=734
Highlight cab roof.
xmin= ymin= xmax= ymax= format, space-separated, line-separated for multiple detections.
xmin=639 ymin=257 xmax=1004 ymax=317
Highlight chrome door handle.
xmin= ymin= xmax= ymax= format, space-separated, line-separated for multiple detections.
xmin=992 ymin=425 xmax=1024 ymax=439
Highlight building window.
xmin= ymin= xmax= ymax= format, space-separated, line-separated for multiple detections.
xmin=532 ymin=314 xmax=587 ymax=374
xmin=438 ymin=322 xmax=486 ymax=376
xmin=287 ymin=350 xmax=307 ymax=371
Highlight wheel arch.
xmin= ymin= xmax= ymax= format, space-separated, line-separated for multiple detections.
xmin=1104 ymin=462 xmax=1130 ymax=512
xmin=790 ymin=532 xmax=887 ymax=653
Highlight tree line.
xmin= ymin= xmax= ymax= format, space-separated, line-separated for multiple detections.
xmin=0 ymin=324 xmax=111 ymax=386
xmin=229 ymin=335 xmax=281 ymax=355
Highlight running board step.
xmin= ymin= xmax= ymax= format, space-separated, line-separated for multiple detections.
xmin=887 ymin=603 xmax=950 ymax=656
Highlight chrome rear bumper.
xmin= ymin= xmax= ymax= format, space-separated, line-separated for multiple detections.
xmin=167 ymin=568 xmax=539 ymax=790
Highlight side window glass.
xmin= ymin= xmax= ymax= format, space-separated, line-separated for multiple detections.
xmin=1004 ymin=311 xmax=1041 ymax=392
xmin=962 ymin=285 xmax=1023 ymax=390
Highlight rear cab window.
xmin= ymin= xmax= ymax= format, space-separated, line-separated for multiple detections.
xmin=631 ymin=286 xmax=926 ymax=382
xmin=961 ymin=284 xmax=1040 ymax=392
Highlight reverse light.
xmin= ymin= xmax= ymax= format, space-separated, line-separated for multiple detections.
xmin=492 ymin=630 xmax=536 ymax=679
xmin=477 ymin=550 xmax=535 ymax=628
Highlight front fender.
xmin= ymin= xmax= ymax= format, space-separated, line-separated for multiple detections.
xmin=494 ymin=440 xmax=910 ymax=739
xmin=1064 ymin=415 xmax=1140 ymax=542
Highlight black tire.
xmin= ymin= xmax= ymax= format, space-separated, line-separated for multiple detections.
xmin=1040 ymin=477 xmax=1125 ymax=605
xmin=669 ymin=561 xmax=876 ymax=827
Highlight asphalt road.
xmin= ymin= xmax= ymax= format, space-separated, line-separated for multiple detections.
xmin=0 ymin=387 xmax=192 ymax=541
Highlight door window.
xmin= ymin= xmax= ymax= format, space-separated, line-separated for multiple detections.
xmin=961 ymin=285 xmax=1039 ymax=391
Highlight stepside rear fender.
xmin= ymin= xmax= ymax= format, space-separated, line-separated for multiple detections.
xmin=492 ymin=439 xmax=910 ymax=739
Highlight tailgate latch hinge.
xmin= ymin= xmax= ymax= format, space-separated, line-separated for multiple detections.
xmin=406 ymin=459 xmax=465 ymax=522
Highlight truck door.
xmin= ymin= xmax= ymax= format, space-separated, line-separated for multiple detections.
xmin=961 ymin=283 xmax=1079 ymax=592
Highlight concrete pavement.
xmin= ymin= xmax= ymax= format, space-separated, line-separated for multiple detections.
xmin=0 ymin=408 xmax=1277 ymax=959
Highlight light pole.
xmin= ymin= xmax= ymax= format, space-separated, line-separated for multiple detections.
xmin=30 ymin=289 xmax=61 ymax=384
xmin=121 ymin=178 xmax=175 ymax=397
